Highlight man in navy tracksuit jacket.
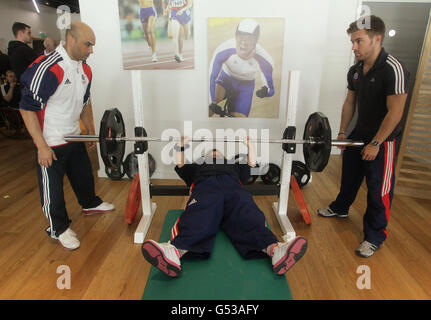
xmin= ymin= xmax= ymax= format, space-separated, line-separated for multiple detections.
xmin=142 ymin=137 xmax=308 ymax=278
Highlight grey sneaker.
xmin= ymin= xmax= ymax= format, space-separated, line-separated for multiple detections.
xmin=355 ymin=241 xmax=378 ymax=258
xmin=317 ymin=207 xmax=348 ymax=218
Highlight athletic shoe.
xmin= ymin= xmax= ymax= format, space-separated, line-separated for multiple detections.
xmin=45 ymin=226 xmax=56 ymax=238
xmin=82 ymin=202 xmax=115 ymax=216
xmin=46 ymin=226 xmax=77 ymax=238
xmin=174 ymin=54 xmax=184 ymax=63
xmin=142 ymin=240 xmax=181 ymax=277
xmin=355 ymin=241 xmax=378 ymax=258
xmin=317 ymin=207 xmax=348 ymax=218
xmin=57 ymin=228 xmax=80 ymax=250
xmin=272 ymin=237 xmax=308 ymax=275
xmin=152 ymin=53 xmax=158 ymax=62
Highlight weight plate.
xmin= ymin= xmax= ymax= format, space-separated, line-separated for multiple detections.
xmin=303 ymin=112 xmax=331 ymax=172
xmin=125 ymin=173 xmax=141 ymax=224
xmin=124 ymin=152 xmax=156 ymax=179
xmin=260 ymin=163 xmax=281 ymax=185
xmin=105 ymin=163 xmax=125 ymax=180
xmin=292 ymin=160 xmax=311 ymax=188
xmin=282 ymin=126 xmax=296 ymax=153
xmin=99 ymin=108 xmax=126 ymax=171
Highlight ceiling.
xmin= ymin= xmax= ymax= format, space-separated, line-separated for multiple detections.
xmin=38 ymin=0 xmax=80 ymax=13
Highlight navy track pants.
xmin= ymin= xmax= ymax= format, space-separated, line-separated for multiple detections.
xmin=35 ymin=142 xmax=102 ymax=237
xmin=329 ymin=130 xmax=398 ymax=247
xmin=171 ymin=175 xmax=278 ymax=259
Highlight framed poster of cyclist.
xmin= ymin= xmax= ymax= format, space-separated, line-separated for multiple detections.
xmin=208 ymin=17 xmax=285 ymax=119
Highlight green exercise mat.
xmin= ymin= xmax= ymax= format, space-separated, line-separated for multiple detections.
xmin=142 ymin=210 xmax=293 ymax=300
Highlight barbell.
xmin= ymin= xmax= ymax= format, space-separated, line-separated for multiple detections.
xmin=64 ymin=108 xmax=364 ymax=173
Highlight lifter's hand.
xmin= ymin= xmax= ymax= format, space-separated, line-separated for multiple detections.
xmin=361 ymin=143 xmax=379 ymax=161
xmin=38 ymin=145 xmax=57 ymax=167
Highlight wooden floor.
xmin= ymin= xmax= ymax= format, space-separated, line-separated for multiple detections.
xmin=1 ymin=135 xmax=431 ymax=300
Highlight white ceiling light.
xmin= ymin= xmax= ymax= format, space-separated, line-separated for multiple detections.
xmin=32 ymin=0 xmax=40 ymax=13
xmin=388 ymin=29 xmax=396 ymax=37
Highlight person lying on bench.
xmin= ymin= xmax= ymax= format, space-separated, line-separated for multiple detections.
xmin=141 ymin=137 xmax=308 ymax=278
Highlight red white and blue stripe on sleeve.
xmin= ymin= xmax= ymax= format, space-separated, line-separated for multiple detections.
xmin=82 ymin=62 xmax=92 ymax=106
xmin=19 ymin=52 xmax=64 ymax=111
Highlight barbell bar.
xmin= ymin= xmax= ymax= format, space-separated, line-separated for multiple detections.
xmin=64 ymin=134 xmax=364 ymax=147
xmin=63 ymin=108 xmax=365 ymax=174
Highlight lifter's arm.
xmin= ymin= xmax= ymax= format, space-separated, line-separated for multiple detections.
xmin=175 ymin=136 xmax=189 ymax=168
xmin=244 ymin=136 xmax=257 ymax=167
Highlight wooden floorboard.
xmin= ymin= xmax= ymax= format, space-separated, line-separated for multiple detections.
xmin=0 ymin=135 xmax=430 ymax=300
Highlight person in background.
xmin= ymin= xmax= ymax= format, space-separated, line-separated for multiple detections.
xmin=7 ymin=22 xmax=38 ymax=82
xmin=1 ymin=70 xmax=21 ymax=109
xmin=0 ymin=49 xmax=11 ymax=83
xmin=43 ymin=37 xmax=56 ymax=55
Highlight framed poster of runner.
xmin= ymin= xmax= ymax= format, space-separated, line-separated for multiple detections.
xmin=117 ymin=0 xmax=194 ymax=70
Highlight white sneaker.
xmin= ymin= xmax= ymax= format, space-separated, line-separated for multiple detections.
xmin=271 ymin=237 xmax=308 ymax=275
xmin=355 ymin=241 xmax=378 ymax=258
xmin=82 ymin=202 xmax=115 ymax=216
xmin=46 ymin=226 xmax=77 ymax=238
xmin=152 ymin=53 xmax=158 ymax=62
xmin=58 ymin=228 xmax=80 ymax=250
xmin=141 ymin=240 xmax=181 ymax=277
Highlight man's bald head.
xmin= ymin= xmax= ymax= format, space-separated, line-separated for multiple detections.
xmin=43 ymin=37 xmax=55 ymax=53
xmin=65 ymin=22 xmax=96 ymax=61
xmin=66 ymin=22 xmax=95 ymax=41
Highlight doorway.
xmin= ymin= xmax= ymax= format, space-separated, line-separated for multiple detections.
xmin=363 ymin=1 xmax=431 ymax=138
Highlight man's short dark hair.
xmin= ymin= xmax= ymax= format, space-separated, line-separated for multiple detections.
xmin=347 ymin=15 xmax=386 ymax=42
xmin=12 ymin=22 xmax=31 ymax=37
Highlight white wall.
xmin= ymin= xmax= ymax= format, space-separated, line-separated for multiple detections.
xmin=0 ymin=0 xmax=61 ymax=52
xmin=318 ymin=0 xmax=360 ymax=155
xmin=79 ymin=0 xmax=359 ymax=179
